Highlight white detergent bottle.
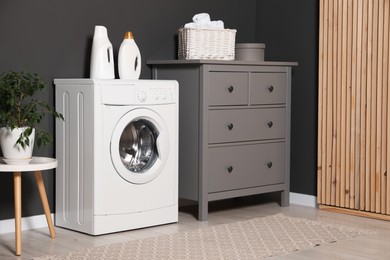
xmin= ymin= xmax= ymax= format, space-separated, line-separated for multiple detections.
xmin=118 ymin=31 xmax=141 ymax=79
xmin=90 ymin=25 xmax=115 ymax=79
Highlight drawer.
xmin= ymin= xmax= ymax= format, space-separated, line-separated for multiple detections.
xmin=250 ymin=73 xmax=286 ymax=105
xmin=208 ymin=108 xmax=286 ymax=143
xmin=209 ymin=72 xmax=248 ymax=106
xmin=208 ymin=142 xmax=286 ymax=193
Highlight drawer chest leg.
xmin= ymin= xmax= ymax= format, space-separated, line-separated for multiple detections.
xmin=198 ymin=201 xmax=208 ymax=221
xmin=281 ymin=190 xmax=290 ymax=207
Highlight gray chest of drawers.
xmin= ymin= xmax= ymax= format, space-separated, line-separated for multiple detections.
xmin=149 ymin=60 xmax=297 ymax=220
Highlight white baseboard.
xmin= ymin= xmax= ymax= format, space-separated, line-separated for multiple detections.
xmin=0 ymin=214 xmax=53 ymax=235
xmin=290 ymin=192 xmax=318 ymax=208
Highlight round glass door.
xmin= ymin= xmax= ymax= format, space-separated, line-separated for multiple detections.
xmin=110 ymin=108 xmax=170 ymax=184
xmin=119 ymin=120 xmax=158 ymax=173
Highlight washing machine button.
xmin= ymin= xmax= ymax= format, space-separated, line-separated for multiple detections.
xmin=137 ymin=91 xmax=147 ymax=103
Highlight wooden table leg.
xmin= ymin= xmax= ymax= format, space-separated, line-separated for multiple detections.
xmin=34 ymin=171 xmax=56 ymax=238
xmin=13 ymin=172 xmax=22 ymax=256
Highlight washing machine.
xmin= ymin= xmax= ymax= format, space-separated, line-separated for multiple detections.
xmin=54 ymin=79 xmax=178 ymax=235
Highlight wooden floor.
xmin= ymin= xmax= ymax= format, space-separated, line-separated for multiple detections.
xmin=0 ymin=194 xmax=389 ymax=259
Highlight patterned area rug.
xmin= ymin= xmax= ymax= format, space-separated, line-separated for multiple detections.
xmin=34 ymin=214 xmax=372 ymax=260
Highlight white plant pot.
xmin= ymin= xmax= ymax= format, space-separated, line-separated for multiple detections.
xmin=0 ymin=127 xmax=35 ymax=164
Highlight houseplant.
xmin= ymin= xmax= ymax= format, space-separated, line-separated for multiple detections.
xmin=0 ymin=71 xmax=63 ymax=163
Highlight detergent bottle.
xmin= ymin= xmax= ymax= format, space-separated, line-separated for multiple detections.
xmin=90 ymin=25 xmax=115 ymax=79
xmin=118 ymin=31 xmax=141 ymax=79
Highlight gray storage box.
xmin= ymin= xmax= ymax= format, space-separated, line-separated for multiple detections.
xmin=235 ymin=43 xmax=266 ymax=61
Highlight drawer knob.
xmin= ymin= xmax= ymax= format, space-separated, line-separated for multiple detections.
xmin=227 ymin=166 xmax=234 ymax=173
xmin=267 ymin=121 xmax=273 ymax=128
xmin=227 ymin=123 xmax=234 ymax=130
xmin=268 ymin=85 xmax=274 ymax=92
xmin=267 ymin=162 xmax=273 ymax=168
xmin=228 ymin=86 xmax=234 ymax=93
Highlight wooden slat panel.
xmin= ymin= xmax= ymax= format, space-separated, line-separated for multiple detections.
xmin=318 ymin=0 xmax=390 ymax=218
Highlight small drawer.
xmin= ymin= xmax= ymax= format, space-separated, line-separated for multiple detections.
xmin=208 ymin=108 xmax=286 ymax=143
xmin=250 ymin=73 xmax=286 ymax=105
xmin=208 ymin=72 xmax=248 ymax=106
xmin=208 ymin=142 xmax=286 ymax=193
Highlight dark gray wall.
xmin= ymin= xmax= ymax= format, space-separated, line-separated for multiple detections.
xmin=0 ymin=0 xmax=256 ymax=219
xmin=0 ymin=0 xmax=318 ymax=220
xmin=256 ymin=0 xmax=319 ymax=195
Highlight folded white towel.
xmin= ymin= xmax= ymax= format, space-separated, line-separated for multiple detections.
xmin=184 ymin=20 xmax=224 ymax=29
xmin=184 ymin=13 xmax=225 ymax=29
xmin=192 ymin=13 xmax=211 ymax=23
xmin=209 ymin=20 xmax=224 ymax=29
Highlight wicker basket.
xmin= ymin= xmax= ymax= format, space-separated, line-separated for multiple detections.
xmin=178 ymin=27 xmax=237 ymax=60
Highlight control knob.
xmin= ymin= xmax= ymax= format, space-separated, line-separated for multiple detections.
xmin=137 ymin=91 xmax=147 ymax=103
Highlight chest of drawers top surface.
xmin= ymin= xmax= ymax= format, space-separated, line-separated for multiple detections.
xmin=147 ymin=59 xmax=298 ymax=66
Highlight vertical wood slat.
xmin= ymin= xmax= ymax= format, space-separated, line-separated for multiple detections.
xmin=350 ymin=0 xmax=358 ymax=209
xmin=331 ymin=0 xmax=338 ymax=206
xmin=318 ymin=0 xmax=390 ymax=218
xmin=336 ymin=0 xmax=344 ymax=207
xmin=317 ymin=0 xmax=324 ymax=205
xmin=370 ymin=0 xmax=378 ymax=213
xmin=321 ymin=0 xmax=328 ymax=204
xmin=381 ymin=0 xmax=389 ymax=214
xmin=360 ymin=0 xmax=368 ymax=211
xmin=355 ymin=0 xmax=363 ymax=209
xmin=345 ymin=0 xmax=353 ymax=208
xmin=376 ymin=0 xmax=384 ymax=213
xmin=386 ymin=0 xmax=390 ymax=215
xmin=326 ymin=0 xmax=334 ymax=205
xmin=366 ymin=0 xmax=373 ymax=212
xmin=340 ymin=0 xmax=348 ymax=207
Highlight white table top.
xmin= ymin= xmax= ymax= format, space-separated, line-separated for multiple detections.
xmin=0 ymin=157 xmax=57 ymax=172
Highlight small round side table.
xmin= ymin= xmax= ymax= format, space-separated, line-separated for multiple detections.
xmin=0 ymin=156 xmax=57 ymax=256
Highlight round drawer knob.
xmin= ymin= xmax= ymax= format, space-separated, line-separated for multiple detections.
xmin=227 ymin=123 xmax=234 ymax=130
xmin=267 ymin=121 xmax=273 ymax=128
xmin=268 ymin=85 xmax=274 ymax=92
xmin=227 ymin=166 xmax=233 ymax=173
xmin=228 ymin=86 xmax=234 ymax=93
xmin=267 ymin=162 xmax=273 ymax=168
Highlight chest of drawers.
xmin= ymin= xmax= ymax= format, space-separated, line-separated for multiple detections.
xmin=149 ymin=60 xmax=297 ymax=220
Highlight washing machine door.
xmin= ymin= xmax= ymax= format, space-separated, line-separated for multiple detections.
xmin=110 ymin=108 xmax=170 ymax=184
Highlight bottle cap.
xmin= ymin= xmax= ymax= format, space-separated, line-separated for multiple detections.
xmin=124 ymin=31 xmax=134 ymax=39
xmin=94 ymin=25 xmax=108 ymax=38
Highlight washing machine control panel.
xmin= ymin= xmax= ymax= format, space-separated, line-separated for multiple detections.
xmin=136 ymin=87 xmax=174 ymax=104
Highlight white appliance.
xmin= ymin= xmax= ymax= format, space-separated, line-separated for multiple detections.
xmin=54 ymin=79 xmax=178 ymax=235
